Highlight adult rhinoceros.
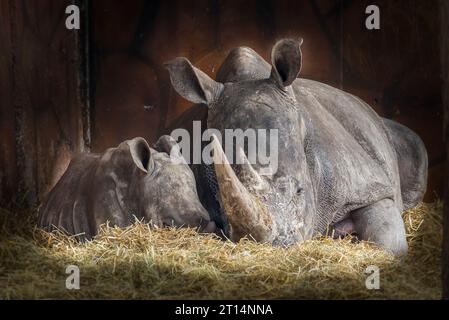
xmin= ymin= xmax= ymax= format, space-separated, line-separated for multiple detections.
xmin=165 ymin=38 xmax=428 ymax=256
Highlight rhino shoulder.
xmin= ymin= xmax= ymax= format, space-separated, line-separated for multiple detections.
xmin=294 ymin=78 xmax=402 ymax=220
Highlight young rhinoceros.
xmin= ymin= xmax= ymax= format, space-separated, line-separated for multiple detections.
xmin=38 ymin=136 xmax=216 ymax=239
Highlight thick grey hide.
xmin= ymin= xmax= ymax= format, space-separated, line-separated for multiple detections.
xmin=37 ymin=136 xmax=214 ymax=240
xmin=164 ymin=39 xmax=428 ymax=256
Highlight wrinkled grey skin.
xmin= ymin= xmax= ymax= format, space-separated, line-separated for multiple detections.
xmin=38 ymin=136 xmax=216 ymax=239
xmin=165 ymin=38 xmax=428 ymax=256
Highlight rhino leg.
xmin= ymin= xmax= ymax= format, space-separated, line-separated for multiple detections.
xmin=383 ymin=118 xmax=428 ymax=210
xmin=351 ymin=199 xmax=408 ymax=257
xmin=329 ymin=218 xmax=356 ymax=238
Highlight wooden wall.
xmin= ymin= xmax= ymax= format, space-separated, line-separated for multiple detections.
xmin=441 ymin=0 xmax=449 ymax=300
xmin=0 ymin=0 xmax=444 ymax=207
xmin=0 ymin=0 xmax=90 ymax=208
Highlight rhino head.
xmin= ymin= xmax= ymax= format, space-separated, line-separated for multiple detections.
xmin=165 ymin=39 xmax=315 ymax=245
xmin=138 ymin=135 xmax=216 ymax=232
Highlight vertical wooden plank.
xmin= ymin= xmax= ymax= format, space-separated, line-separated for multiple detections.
xmin=4 ymin=0 xmax=38 ymax=207
xmin=78 ymin=0 xmax=93 ymax=152
xmin=0 ymin=0 xmax=18 ymax=206
xmin=0 ymin=0 xmax=90 ymax=208
xmin=441 ymin=0 xmax=449 ymax=301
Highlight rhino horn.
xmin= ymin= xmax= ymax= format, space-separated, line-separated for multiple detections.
xmin=236 ymin=147 xmax=269 ymax=192
xmin=211 ymin=135 xmax=274 ymax=242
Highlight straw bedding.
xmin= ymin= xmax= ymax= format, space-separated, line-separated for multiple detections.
xmin=0 ymin=202 xmax=442 ymax=299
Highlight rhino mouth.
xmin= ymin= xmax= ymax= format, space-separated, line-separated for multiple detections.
xmin=210 ymin=134 xmax=276 ymax=243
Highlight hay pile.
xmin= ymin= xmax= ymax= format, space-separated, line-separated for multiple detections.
xmin=0 ymin=202 xmax=443 ymax=299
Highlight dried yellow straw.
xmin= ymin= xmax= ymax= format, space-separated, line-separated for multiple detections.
xmin=0 ymin=202 xmax=442 ymax=299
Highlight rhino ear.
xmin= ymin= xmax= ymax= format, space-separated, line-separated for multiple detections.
xmin=164 ymin=57 xmax=224 ymax=106
xmin=154 ymin=135 xmax=178 ymax=154
xmin=127 ymin=137 xmax=153 ymax=174
xmin=270 ymin=38 xmax=303 ymax=88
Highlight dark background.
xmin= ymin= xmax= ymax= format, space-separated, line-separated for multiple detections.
xmin=0 ymin=0 xmax=444 ymax=208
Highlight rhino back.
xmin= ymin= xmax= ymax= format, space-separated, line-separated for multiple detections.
xmin=382 ymin=118 xmax=428 ymax=209
xmin=38 ymin=154 xmax=100 ymax=238
xmin=294 ymin=79 xmax=402 ymax=233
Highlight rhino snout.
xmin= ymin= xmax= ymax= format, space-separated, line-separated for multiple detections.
xmin=161 ymin=208 xmax=216 ymax=233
